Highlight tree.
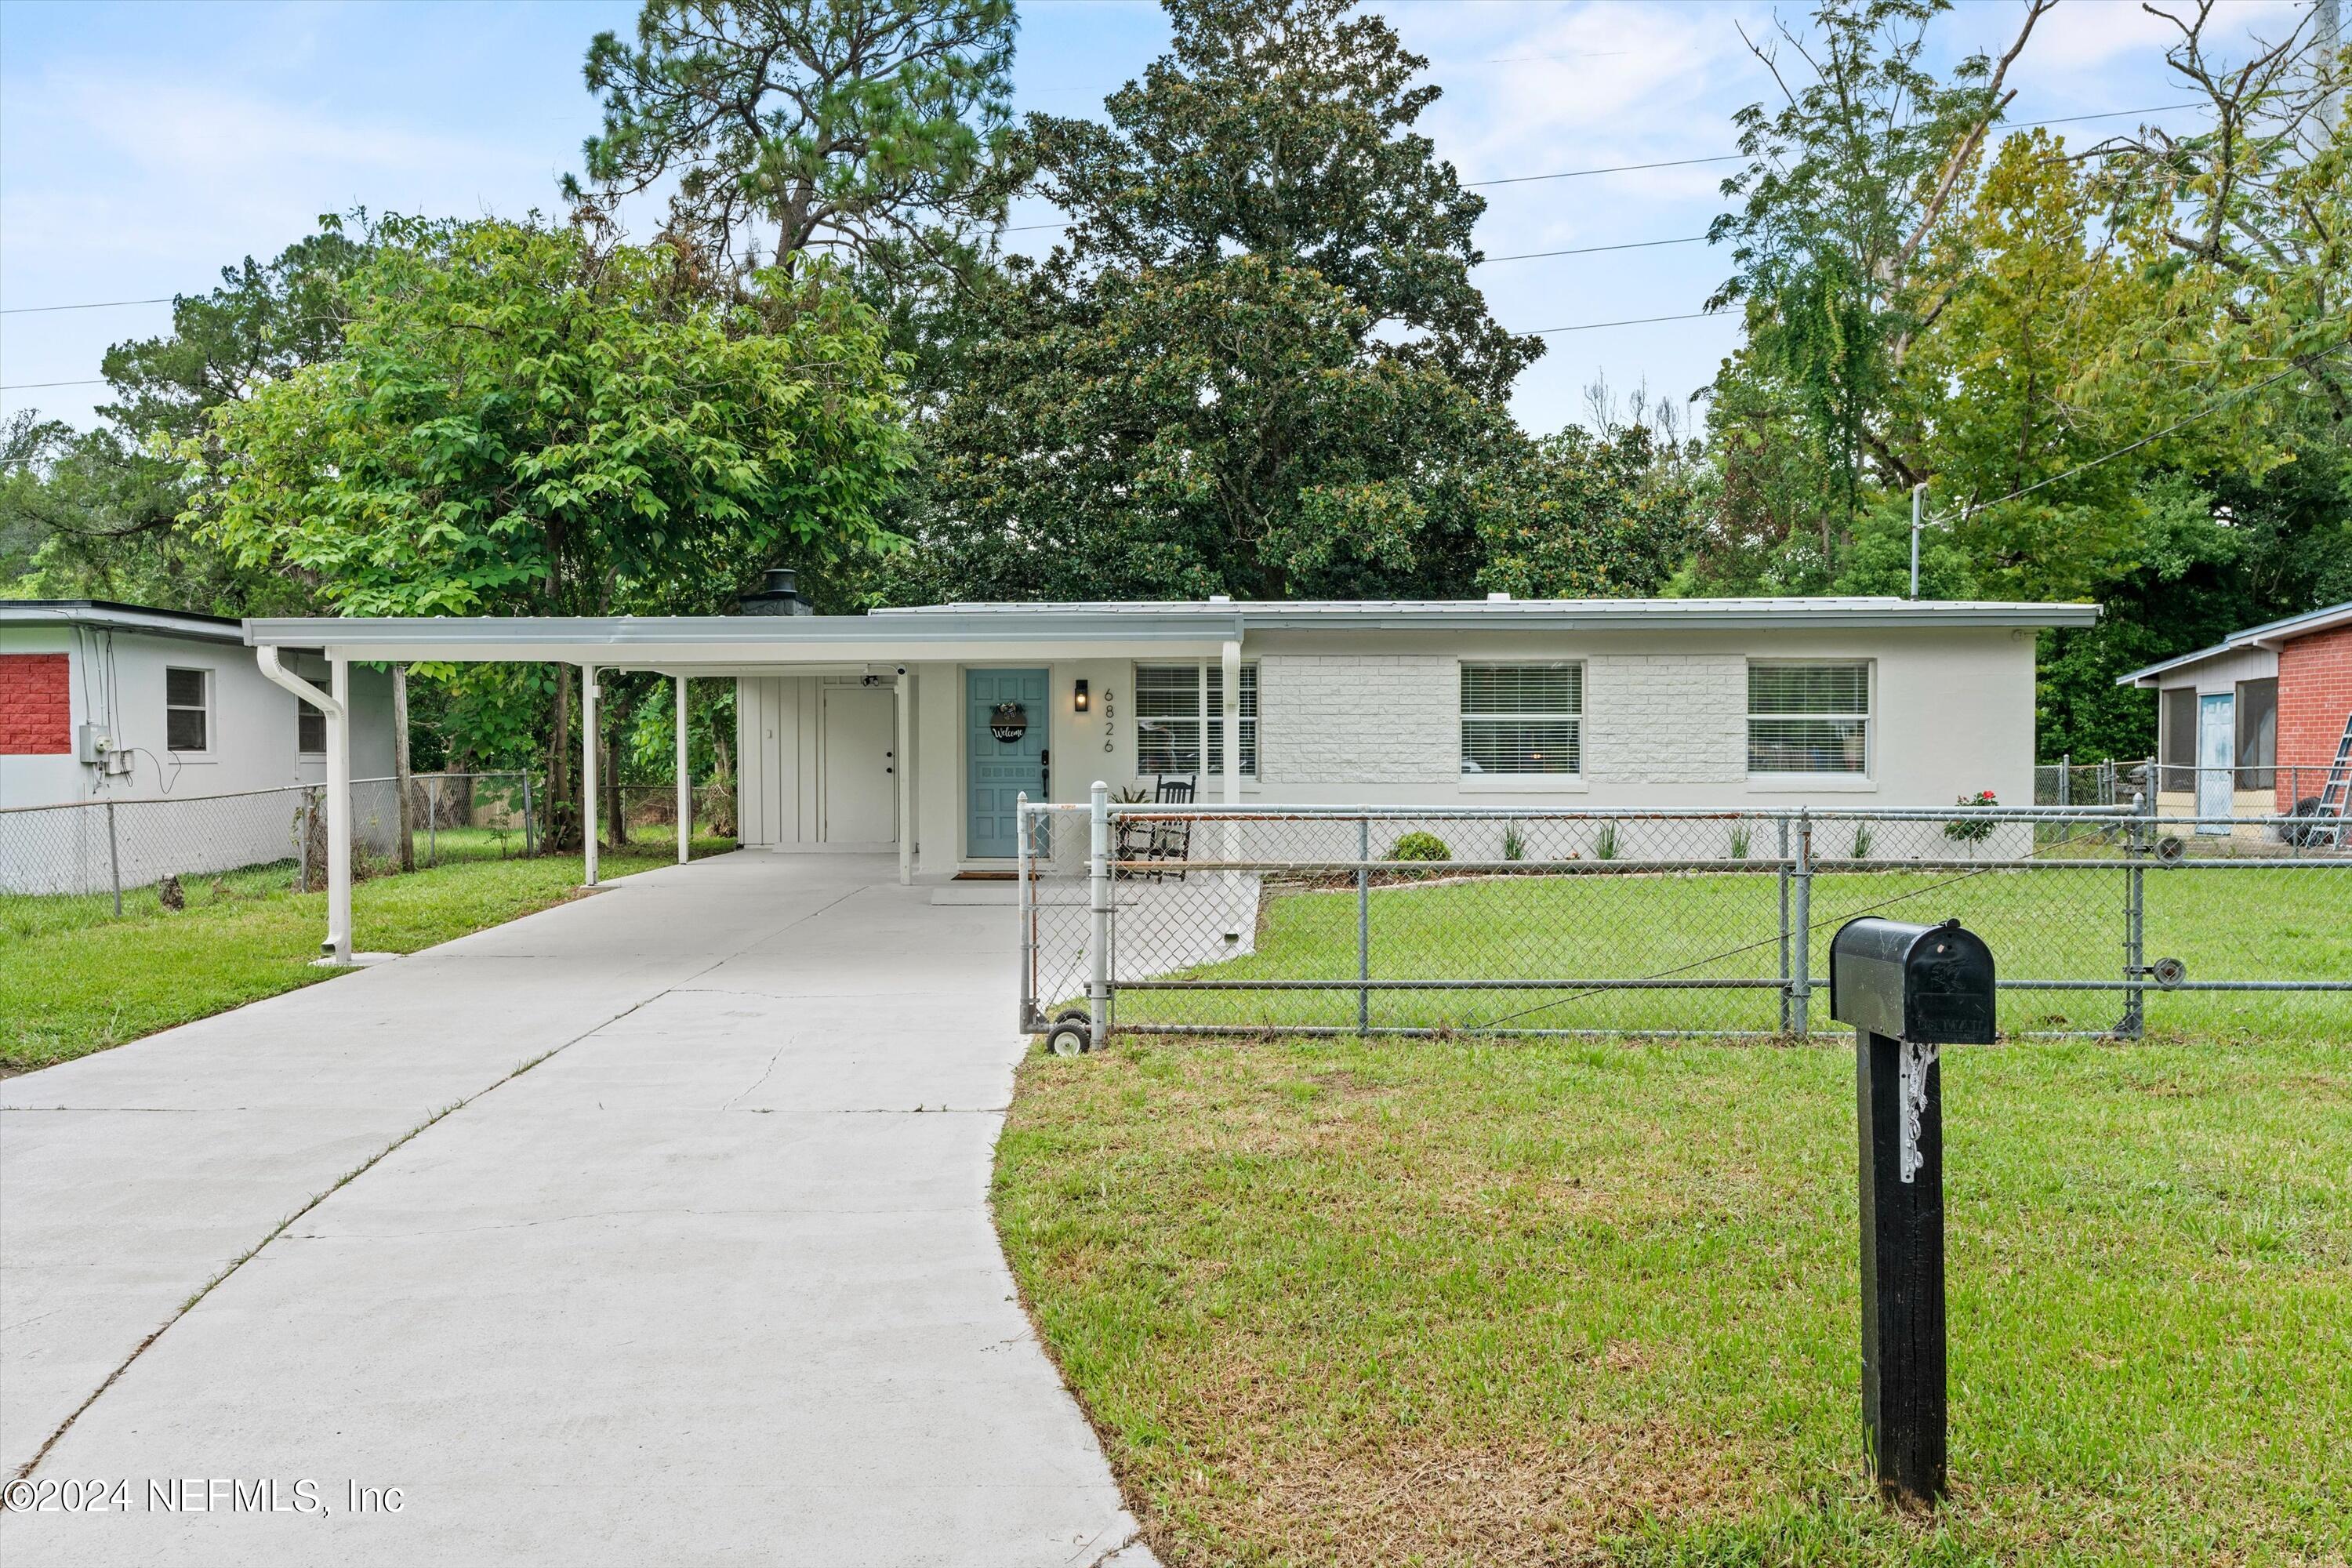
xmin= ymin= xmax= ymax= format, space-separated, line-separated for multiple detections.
xmin=2 ymin=223 xmax=373 ymax=611
xmin=898 ymin=0 xmax=1541 ymax=604
xmin=1473 ymin=422 xmax=1706 ymax=601
xmin=1025 ymin=0 xmax=1537 ymax=400
xmin=579 ymin=0 xmax=1017 ymax=285
xmin=1705 ymin=0 xmax=2055 ymax=547
xmin=196 ymin=215 xmax=911 ymax=837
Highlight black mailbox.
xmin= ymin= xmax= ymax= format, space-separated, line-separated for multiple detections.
xmin=1830 ymin=917 xmax=1997 ymax=1044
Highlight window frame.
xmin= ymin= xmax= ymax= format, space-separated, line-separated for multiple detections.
xmin=296 ymin=701 xmax=327 ymax=757
xmin=164 ymin=666 xmax=214 ymax=757
xmin=1458 ymin=661 xmax=1584 ymax=779
xmin=1133 ymin=660 xmax=1258 ymax=780
xmin=1745 ymin=659 xmax=1872 ymax=779
xmin=2234 ymin=677 xmax=2276 ymax=792
xmin=2158 ymin=685 xmax=2198 ymax=793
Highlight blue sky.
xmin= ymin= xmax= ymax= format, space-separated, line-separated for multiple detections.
xmin=0 ymin=0 xmax=2298 ymax=438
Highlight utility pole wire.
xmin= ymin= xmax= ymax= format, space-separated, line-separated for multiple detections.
xmin=1940 ymin=347 xmax=2348 ymax=524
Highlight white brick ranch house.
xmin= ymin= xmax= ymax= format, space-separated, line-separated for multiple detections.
xmin=240 ymin=593 xmax=2096 ymax=961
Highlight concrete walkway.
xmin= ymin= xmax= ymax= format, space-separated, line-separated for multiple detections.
xmin=0 ymin=853 xmax=1152 ymax=1566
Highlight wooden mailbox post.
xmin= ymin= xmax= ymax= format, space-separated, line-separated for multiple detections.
xmin=1828 ymin=916 xmax=1997 ymax=1510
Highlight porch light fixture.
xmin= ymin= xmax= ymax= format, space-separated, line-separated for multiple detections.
xmin=1073 ymin=678 xmax=1090 ymax=713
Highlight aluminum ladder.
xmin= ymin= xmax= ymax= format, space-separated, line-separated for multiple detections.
xmin=2318 ymin=711 xmax=2352 ymax=847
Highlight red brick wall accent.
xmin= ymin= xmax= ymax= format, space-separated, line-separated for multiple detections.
xmin=1 ymin=653 xmax=73 ymax=755
xmin=2276 ymin=623 xmax=2352 ymax=811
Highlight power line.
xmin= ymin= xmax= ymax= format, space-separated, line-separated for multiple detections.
xmin=1524 ymin=311 xmax=1718 ymax=334
xmin=1 ymin=297 xmax=176 ymax=316
xmin=1949 ymin=347 xmax=2348 ymax=520
xmin=995 ymin=100 xmax=2204 ymax=234
xmin=1485 ymin=234 xmax=1704 ymax=263
xmin=0 ymin=379 xmax=109 ymax=391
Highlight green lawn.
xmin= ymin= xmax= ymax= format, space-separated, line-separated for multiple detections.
xmin=0 ymin=829 xmax=733 ymax=1074
xmin=996 ymin=1033 xmax=2352 ymax=1566
xmin=1109 ymin=863 xmax=2351 ymax=1041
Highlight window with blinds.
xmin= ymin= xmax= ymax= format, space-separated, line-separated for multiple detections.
xmin=1460 ymin=662 xmax=1581 ymax=775
xmin=1135 ymin=662 xmax=1258 ymax=777
xmin=1747 ymin=662 xmax=1869 ymax=774
xmin=165 ymin=667 xmax=212 ymax=754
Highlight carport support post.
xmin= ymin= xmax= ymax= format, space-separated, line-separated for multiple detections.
xmin=1857 ymin=1025 xmax=1947 ymax=1508
xmin=1089 ymin=781 xmax=1111 ymax=1050
xmin=581 ymin=665 xmax=599 ymax=887
xmin=895 ymin=669 xmax=913 ymax=886
xmin=674 ymin=675 xmax=691 ymax=866
xmin=326 ymin=655 xmax=353 ymax=964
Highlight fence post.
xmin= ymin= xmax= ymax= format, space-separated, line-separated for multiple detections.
xmin=2121 ymin=784 xmax=2151 ymax=1040
xmin=427 ymin=775 xmax=441 ymax=868
xmin=1357 ymin=815 xmax=1371 ymax=1036
xmin=1017 ymin=793 xmax=1036 ymax=1034
xmin=521 ymin=771 xmax=535 ymax=858
xmin=106 ymin=799 xmax=122 ymax=918
xmin=1777 ymin=815 xmax=1792 ymax=1036
xmin=2059 ymin=753 xmax=2071 ymax=808
xmin=1089 ymin=782 xmax=1111 ymax=1051
xmin=1790 ymin=809 xmax=1813 ymax=1040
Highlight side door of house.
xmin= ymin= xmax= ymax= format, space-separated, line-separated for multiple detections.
xmin=2196 ymin=691 xmax=2234 ymax=833
xmin=821 ymin=684 xmax=898 ymax=844
xmin=966 ymin=667 xmax=1047 ymax=860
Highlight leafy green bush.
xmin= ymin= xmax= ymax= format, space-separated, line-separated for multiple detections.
xmin=1389 ymin=831 xmax=1451 ymax=862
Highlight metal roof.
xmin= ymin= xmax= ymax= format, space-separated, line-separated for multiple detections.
xmin=0 ymin=598 xmax=249 ymax=646
xmin=242 ymin=596 xmax=2100 ymax=663
xmin=2113 ymin=599 xmax=2352 ymax=687
xmin=873 ymin=596 xmax=2099 ymax=630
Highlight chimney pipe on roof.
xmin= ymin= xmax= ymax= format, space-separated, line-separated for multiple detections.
xmin=737 ymin=566 xmax=815 ymax=615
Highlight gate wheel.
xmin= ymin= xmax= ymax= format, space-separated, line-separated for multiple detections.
xmin=1046 ymin=1018 xmax=1094 ymax=1057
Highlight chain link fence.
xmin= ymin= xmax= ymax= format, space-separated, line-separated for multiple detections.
xmin=2 ymin=770 xmax=742 ymax=934
xmin=1019 ymin=798 xmax=2350 ymax=1045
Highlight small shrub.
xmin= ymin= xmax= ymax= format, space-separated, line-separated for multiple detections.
xmin=1502 ymin=823 xmax=1526 ymax=862
xmin=1944 ymin=789 xmax=1998 ymax=853
xmin=157 ymin=875 xmax=184 ymax=913
xmin=1728 ymin=823 xmax=1751 ymax=862
xmin=1850 ymin=823 xmax=1875 ymax=860
xmin=1389 ymin=830 xmax=1451 ymax=863
xmin=1595 ymin=821 xmax=1620 ymax=861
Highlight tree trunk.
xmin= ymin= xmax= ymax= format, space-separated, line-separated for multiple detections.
xmin=547 ymin=662 xmax=578 ymax=853
xmin=391 ymin=663 xmax=416 ymax=873
xmin=605 ymin=680 xmax=630 ymax=849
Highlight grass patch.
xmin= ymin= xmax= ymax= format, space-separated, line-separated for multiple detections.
xmin=1111 ymin=866 xmax=2351 ymax=1040
xmin=0 ymin=829 xmax=732 ymax=1075
xmin=996 ymin=1033 xmax=2352 ymax=1565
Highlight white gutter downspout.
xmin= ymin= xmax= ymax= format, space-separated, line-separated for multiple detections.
xmin=256 ymin=644 xmax=351 ymax=964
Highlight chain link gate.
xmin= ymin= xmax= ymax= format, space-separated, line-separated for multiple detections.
xmin=1018 ymin=794 xmax=2350 ymax=1044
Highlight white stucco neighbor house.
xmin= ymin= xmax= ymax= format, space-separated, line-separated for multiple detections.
xmin=239 ymin=586 xmax=2098 ymax=963
xmin=0 ymin=600 xmax=396 ymax=808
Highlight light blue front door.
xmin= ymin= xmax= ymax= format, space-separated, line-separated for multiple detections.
xmin=2197 ymin=692 xmax=2234 ymax=833
xmin=967 ymin=668 xmax=1048 ymax=858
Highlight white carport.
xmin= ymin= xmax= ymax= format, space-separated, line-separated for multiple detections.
xmin=241 ymin=610 xmax=1243 ymax=964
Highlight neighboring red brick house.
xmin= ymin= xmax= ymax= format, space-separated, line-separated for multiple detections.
xmin=2118 ymin=601 xmax=2352 ymax=832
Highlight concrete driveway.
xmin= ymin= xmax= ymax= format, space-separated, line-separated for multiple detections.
xmin=0 ymin=852 xmax=1151 ymax=1566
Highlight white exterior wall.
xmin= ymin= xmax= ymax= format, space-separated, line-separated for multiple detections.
xmin=0 ymin=627 xmax=392 ymax=809
xmin=2 ymin=627 xmax=397 ymax=893
xmin=735 ymin=668 xmax=913 ymax=852
xmin=740 ymin=624 xmax=2045 ymax=879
